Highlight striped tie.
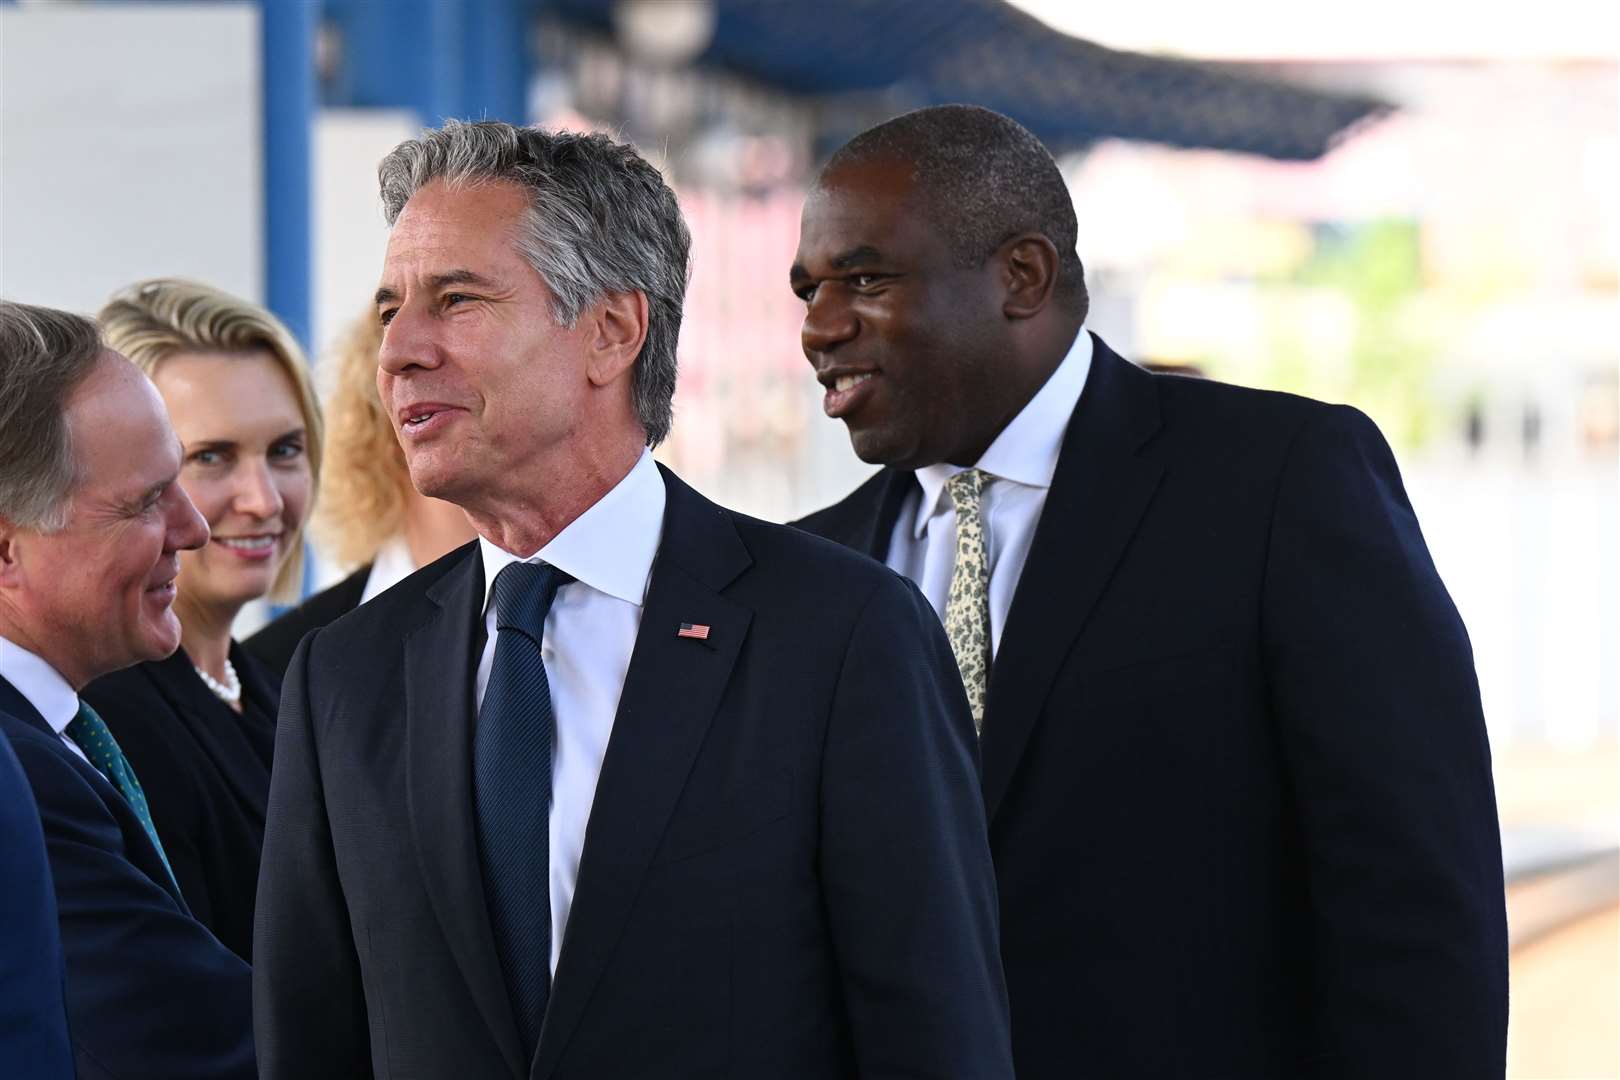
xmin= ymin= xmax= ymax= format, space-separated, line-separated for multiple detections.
xmin=66 ymin=700 xmax=178 ymax=891
xmin=475 ymin=560 xmax=573 ymax=1057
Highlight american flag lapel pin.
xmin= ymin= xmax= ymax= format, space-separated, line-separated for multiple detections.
xmin=677 ymin=622 xmax=711 ymax=641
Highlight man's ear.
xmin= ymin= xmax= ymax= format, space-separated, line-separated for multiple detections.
xmin=999 ymin=233 xmax=1061 ymax=321
xmin=585 ymin=290 xmax=650 ymax=388
xmin=0 ymin=520 xmax=22 ymax=590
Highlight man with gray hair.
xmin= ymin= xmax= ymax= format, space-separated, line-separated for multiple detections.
xmin=0 ymin=300 xmax=255 ymax=1079
xmin=254 ymin=120 xmax=1013 ymax=1079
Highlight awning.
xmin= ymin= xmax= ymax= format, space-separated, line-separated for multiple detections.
xmin=549 ymin=0 xmax=1389 ymax=161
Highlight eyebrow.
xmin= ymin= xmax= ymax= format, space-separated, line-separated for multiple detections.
xmin=789 ymin=245 xmax=886 ymax=284
xmin=375 ymin=268 xmax=500 ymax=307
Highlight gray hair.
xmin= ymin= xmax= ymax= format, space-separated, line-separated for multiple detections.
xmin=378 ymin=120 xmax=691 ymax=447
xmin=0 ymin=301 xmax=106 ymax=532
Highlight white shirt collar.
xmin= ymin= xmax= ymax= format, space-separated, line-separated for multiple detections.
xmin=360 ymin=533 xmax=418 ymax=604
xmin=478 ymin=449 xmax=666 ymax=614
xmin=912 ymin=326 xmax=1093 ymax=537
xmin=0 ymin=633 xmax=80 ymax=736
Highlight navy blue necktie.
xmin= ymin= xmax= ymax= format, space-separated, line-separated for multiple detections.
xmin=475 ymin=560 xmax=572 ymax=1057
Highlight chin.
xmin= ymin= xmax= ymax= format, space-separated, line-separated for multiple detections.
xmin=138 ymin=615 xmax=185 ymax=662
xmin=848 ymin=423 xmax=914 ymax=467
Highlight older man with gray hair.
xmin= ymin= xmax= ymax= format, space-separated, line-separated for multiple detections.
xmin=253 ymin=120 xmax=1014 ymax=1080
xmin=0 ymin=300 xmax=255 ymax=1079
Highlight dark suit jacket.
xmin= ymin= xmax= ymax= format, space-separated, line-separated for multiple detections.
xmin=0 ymin=674 xmax=255 ymax=1080
xmin=245 ymin=563 xmax=371 ymax=677
xmin=82 ymin=644 xmax=278 ymax=961
xmin=254 ymin=466 xmax=1013 ymax=1080
xmin=0 ymin=732 xmax=73 ymax=1080
xmin=795 ymin=336 xmax=1509 ymax=1079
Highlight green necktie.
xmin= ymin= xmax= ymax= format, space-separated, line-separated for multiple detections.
xmin=66 ymin=700 xmax=178 ymax=892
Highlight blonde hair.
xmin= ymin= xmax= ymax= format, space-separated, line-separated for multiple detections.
xmin=98 ymin=278 xmax=323 ymax=603
xmin=310 ymin=311 xmax=411 ymax=569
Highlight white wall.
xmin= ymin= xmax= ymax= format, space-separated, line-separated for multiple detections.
xmin=313 ymin=108 xmax=420 ymax=359
xmin=0 ymin=3 xmax=261 ymax=314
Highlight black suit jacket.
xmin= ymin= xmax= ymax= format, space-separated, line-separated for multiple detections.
xmin=0 ymin=733 xmax=73 ymax=1080
xmin=795 ymin=336 xmax=1509 ymax=1079
xmin=245 ymin=563 xmax=371 ymax=677
xmin=82 ymin=643 xmax=278 ymax=961
xmin=0 ymin=674 xmax=255 ymax=1080
xmin=254 ymin=466 xmax=1013 ymax=1080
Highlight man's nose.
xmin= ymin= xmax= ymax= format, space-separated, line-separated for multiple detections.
xmin=801 ymin=289 xmax=858 ymax=356
xmin=167 ymin=485 xmax=209 ymax=552
xmin=377 ymin=305 xmax=439 ymax=377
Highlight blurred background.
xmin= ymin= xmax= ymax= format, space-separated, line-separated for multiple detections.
xmin=2 ymin=0 xmax=1615 ymax=1073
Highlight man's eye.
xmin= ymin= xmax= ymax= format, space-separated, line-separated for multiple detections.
xmin=851 ymin=274 xmax=884 ymax=288
xmin=378 ymin=308 xmax=397 ymax=327
xmin=445 ymin=293 xmax=473 ymax=307
xmin=190 ymin=449 xmax=222 ymax=466
xmin=794 ymin=284 xmax=818 ymax=303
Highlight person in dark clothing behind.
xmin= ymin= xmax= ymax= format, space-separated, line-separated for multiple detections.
xmin=82 ymin=279 xmax=322 ymax=961
xmin=0 ymin=734 xmax=73 ymax=1080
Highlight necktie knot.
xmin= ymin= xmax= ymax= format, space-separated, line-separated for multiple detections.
xmin=946 ymin=467 xmax=987 ymax=514
xmin=492 ymin=561 xmax=573 ymax=640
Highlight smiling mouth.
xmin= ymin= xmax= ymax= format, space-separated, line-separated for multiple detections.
xmin=820 ymin=370 xmax=880 ymax=420
xmin=214 ymin=536 xmax=278 ymax=552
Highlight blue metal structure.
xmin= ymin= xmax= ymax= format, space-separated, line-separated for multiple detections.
xmin=546 ymin=0 xmax=1387 ymax=160
xmin=260 ymin=0 xmax=317 ymax=352
xmin=322 ymin=0 xmax=530 ymax=125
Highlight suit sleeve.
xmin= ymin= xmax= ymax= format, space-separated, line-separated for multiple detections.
xmin=10 ymin=731 xmax=254 ymax=1080
xmin=819 ymin=574 xmax=1015 ymax=1079
xmin=0 ymin=737 xmax=74 ymax=1080
xmin=253 ymin=630 xmax=373 ymax=1079
xmin=1262 ymin=404 xmax=1508 ymax=1075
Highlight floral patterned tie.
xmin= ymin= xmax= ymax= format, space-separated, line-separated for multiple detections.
xmin=944 ymin=469 xmax=993 ymax=734
xmin=65 ymin=700 xmax=178 ymax=892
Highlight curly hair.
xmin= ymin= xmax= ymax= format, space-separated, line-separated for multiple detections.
xmin=309 ymin=311 xmax=412 ymax=570
xmin=99 ymin=278 xmax=322 ymax=603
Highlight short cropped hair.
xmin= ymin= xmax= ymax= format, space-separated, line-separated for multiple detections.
xmin=0 ymin=301 xmax=106 ymax=532
xmin=378 ymin=120 xmax=691 ymax=447
xmin=99 ymin=279 xmax=323 ymax=603
xmin=825 ymin=104 xmax=1087 ymax=319
xmin=310 ymin=311 xmax=411 ymax=570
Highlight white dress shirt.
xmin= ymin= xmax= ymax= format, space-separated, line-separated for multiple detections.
xmin=359 ymin=534 xmax=418 ymax=604
xmin=474 ymin=449 xmax=666 ymax=974
xmin=0 ymin=633 xmax=89 ymax=763
xmin=886 ymin=328 xmax=1093 ymax=657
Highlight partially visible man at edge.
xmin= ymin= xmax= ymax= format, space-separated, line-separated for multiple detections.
xmin=0 ymin=300 xmax=256 ymax=1080
xmin=253 ymin=120 xmax=1013 ymax=1079
xmin=791 ymin=105 xmax=1508 ymax=1079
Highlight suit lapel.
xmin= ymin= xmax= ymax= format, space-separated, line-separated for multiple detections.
xmin=532 ymin=468 xmax=752 ymax=1080
xmin=403 ymin=547 xmax=529 ymax=1079
xmin=0 ymin=674 xmax=190 ymax=909
xmin=981 ymin=337 xmax=1165 ymax=822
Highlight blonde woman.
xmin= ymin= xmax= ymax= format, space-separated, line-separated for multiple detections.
xmin=246 ymin=311 xmax=474 ymax=675
xmin=81 ymin=279 xmax=321 ymax=961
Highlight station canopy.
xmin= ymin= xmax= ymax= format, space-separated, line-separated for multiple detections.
xmin=550 ymin=0 xmax=1389 ymax=161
